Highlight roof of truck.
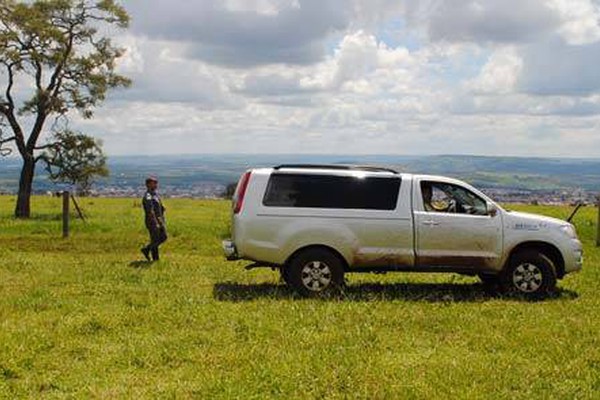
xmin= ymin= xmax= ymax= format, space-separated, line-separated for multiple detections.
xmin=272 ymin=164 xmax=399 ymax=175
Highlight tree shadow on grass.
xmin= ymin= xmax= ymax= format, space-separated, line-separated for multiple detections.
xmin=3 ymin=213 xmax=84 ymax=222
xmin=12 ymin=213 xmax=63 ymax=221
xmin=213 ymin=282 xmax=579 ymax=303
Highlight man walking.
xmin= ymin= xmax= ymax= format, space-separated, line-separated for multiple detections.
xmin=141 ymin=176 xmax=167 ymax=262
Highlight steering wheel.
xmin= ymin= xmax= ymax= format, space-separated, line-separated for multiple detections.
xmin=463 ymin=204 xmax=477 ymax=214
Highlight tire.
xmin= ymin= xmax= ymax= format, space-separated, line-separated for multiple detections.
xmin=286 ymin=248 xmax=345 ymax=297
xmin=280 ymin=266 xmax=292 ymax=286
xmin=478 ymin=273 xmax=500 ymax=286
xmin=501 ymin=251 xmax=557 ymax=298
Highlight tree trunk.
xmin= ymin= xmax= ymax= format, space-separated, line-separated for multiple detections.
xmin=15 ymin=155 xmax=35 ymax=219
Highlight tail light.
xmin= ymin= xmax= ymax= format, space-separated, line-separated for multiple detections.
xmin=233 ymin=171 xmax=251 ymax=214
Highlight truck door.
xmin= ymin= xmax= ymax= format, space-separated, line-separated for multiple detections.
xmin=413 ymin=179 xmax=503 ymax=270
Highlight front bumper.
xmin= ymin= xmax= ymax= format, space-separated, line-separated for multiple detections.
xmin=222 ymin=239 xmax=239 ymax=261
xmin=564 ymin=238 xmax=583 ymax=274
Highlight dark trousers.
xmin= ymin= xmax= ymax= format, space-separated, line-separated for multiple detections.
xmin=144 ymin=226 xmax=167 ymax=260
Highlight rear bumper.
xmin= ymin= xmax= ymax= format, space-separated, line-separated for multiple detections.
xmin=222 ymin=239 xmax=239 ymax=261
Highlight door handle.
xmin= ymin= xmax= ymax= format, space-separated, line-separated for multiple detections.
xmin=422 ymin=220 xmax=440 ymax=226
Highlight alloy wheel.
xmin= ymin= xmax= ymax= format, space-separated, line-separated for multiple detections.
xmin=512 ymin=263 xmax=543 ymax=293
xmin=300 ymin=261 xmax=332 ymax=292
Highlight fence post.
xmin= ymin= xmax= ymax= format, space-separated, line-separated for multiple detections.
xmin=62 ymin=191 xmax=70 ymax=238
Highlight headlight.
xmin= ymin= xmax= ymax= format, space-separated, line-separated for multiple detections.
xmin=560 ymin=224 xmax=577 ymax=239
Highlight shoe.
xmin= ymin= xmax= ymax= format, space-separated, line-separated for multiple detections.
xmin=141 ymin=247 xmax=151 ymax=262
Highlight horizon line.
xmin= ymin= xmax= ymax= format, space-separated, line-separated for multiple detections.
xmin=1 ymin=152 xmax=600 ymax=161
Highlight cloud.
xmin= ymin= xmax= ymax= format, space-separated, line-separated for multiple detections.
xmin=114 ymin=36 xmax=241 ymax=108
xmin=129 ymin=0 xmax=351 ymax=67
xmin=298 ymin=31 xmax=418 ymax=93
xmin=405 ymin=0 xmax=600 ymax=47
xmin=57 ymin=0 xmax=600 ymax=158
xmin=241 ymin=72 xmax=309 ymax=97
xmin=466 ymin=47 xmax=523 ymax=94
xmin=452 ymin=92 xmax=600 ymax=116
xmin=547 ymin=0 xmax=600 ymax=44
xmin=416 ymin=0 xmax=560 ymax=43
xmin=237 ymin=30 xmax=417 ymax=100
xmin=519 ymin=37 xmax=600 ymax=96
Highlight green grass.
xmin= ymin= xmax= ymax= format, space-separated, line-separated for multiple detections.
xmin=0 ymin=196 xmax=599 ymax=398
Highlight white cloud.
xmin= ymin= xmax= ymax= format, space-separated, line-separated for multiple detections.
xmin=113 ymin=37 xmax=242 ymax=108
xmin=548 ymin=0 xmax=600 ymax=44
xmin=53 ymin=0 xmax=600 ymax=157
xmin=467 ymin=47 xmax=523 ymax=94
xmin=115 ymin=35 xmax=145 ymax=75
xmin=298 ymin=31 xmax=418 ymax=93
xmin=223 ymin=0 xmax=301 ymax=15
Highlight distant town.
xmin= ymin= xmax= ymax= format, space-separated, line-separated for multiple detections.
xmin=1 ymin=154 xmax=599 ymax=205
xmin=83 ymin=185 xmax=597 ymax=205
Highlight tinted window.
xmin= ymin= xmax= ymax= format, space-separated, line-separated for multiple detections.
xmin=263 ymin=174 xmax=401 ymax=210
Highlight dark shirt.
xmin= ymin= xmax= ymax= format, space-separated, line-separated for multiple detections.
xmin=143 ymin=190 xmax=165 ymax=228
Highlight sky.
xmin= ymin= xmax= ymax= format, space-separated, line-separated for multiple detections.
xmin=39 ymin=0 xmax=600 ymax=156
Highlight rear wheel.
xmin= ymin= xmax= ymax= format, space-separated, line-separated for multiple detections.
xmin=287 ymin=248 xmax=344 ymax=297
xmin=478 ymin=273 xmax=500 ymax=286
xmin=280 ymin=266 xmax=292 ymax=286
xmin=501 ymin=251 xmax=557 ymax=298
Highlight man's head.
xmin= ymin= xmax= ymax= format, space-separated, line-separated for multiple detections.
xmin=145 ymin=176 xmax=158 ymax=191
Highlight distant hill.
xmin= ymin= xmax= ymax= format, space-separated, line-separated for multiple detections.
xmin=1 ymin=154 xmax=599 ymax=196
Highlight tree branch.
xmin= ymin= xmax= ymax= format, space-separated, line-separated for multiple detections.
xmin=0 ymin=135 xmax=16 ymax=145
xmin=34 ymin=142 xmax=59 ymax=151
xmin=34 ymin=59 xmax=43 ymax=92
xmin=46 ymin=20 xmax=75 ymax=96
xmin=2 ymin=108 xmax=26 ymax=156
xmin=35 ymin=152 xmax=50 ymax=164
xmin=26 ymin=111 xmax=47 ymax=152
xmin=5 ymin=63 xmax=15 ymax=111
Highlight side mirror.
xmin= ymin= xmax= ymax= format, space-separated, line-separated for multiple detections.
xmin=487 ymin=202 xmax=499 ymax=217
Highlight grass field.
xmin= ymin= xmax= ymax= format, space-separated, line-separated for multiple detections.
xmin=0 ymin=196 xmax=599 ymax=398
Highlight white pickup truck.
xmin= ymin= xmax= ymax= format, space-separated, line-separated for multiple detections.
xmin=223 ymin=165 xmax=583 ymax=297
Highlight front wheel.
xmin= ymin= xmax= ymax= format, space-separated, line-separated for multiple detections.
xmin=286 ymin=248 xmax=345 ymax=297
xmin=501 ymin=251 xmax=557 ymax=298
